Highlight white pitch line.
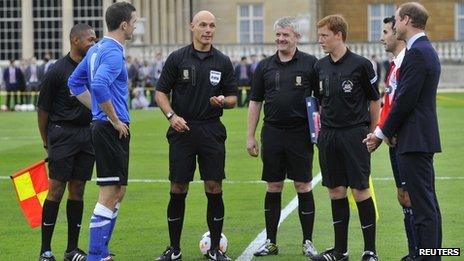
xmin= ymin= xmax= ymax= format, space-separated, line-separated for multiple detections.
xmin=1 ymin=175 xmax=464 ymax=182
xmin=372 ymin=176 xmax=464 ymax=180
xmin=0 ymin=176 xmax=274 ymax=184
xmin=236 ymin=173 xmax=322 ymax=261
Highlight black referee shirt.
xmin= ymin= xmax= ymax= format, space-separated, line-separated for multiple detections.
xmin=314 ymin=49 xmax=379 ymax=129
xmin=156 ymin=44 xmax=237 ymax=121
xmin=250 ymin=49 xmax=318 ymax=127
xmin=37 ymin=53 xmax=91 ymax=126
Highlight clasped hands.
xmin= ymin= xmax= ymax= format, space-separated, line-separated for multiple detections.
xmin=362 ymin=133 xmax=397 ymax=153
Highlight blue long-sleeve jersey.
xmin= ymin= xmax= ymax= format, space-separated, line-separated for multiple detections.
xmin=68 ymin=36 xmax=130 ymax=123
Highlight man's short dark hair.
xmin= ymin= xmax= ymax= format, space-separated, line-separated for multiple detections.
xmin=383 ymin=15 xmax=396 ymax=30
xmin=105 ymin=2 xmax=136 ymax=32
xmin=70 ymin=23 xmax=93 ymax=41
xmin=398 ymin=2 xmax=428 ymax=30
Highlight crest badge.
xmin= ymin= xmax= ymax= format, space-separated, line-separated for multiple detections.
xmin=210 ymin=70 xmax=221 ymax=86
xmin=341 ymin=80 xmax=353 ymax=93
xmin=295 ymin=76 xmax=302 ymax=87
xmin=182 ymin=69 xmax=190 ymax=80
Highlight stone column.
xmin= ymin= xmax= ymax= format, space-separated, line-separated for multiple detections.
xmin=141 ymin=0 xmax=151 ymax=44
xmin=151 ymin=0 xmax=160 ymax=44
xmin=21 ymin=0 xmax=34 ymax=58
xmin=160 ymin=0 xmax=168 ymax=44
xmin=102 ymin=0 xmax=114 ymax=35
xmin=309 ymin=0 xmax=317 ymax=42
xmin=168 ymin=0 xmax=176 ymax=44
xmin=183 ymin=0 xmax=191 ymax=43
xmin=176 ymin=0 xmax=184 ymax=43
xmin=62 ymin=0 xmax=74 ymax=55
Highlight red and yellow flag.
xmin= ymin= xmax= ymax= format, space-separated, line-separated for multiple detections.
xmin=347 ymin=176 xmax=380 ymax=221
xmin=11 ymin=160 xmax=48 ymax=228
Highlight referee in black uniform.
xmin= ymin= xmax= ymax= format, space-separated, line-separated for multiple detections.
xmin=154 ymin=10 xmax=236 ymax=261
xmin=310 ymin=15 xmax=381 ymax=261
xmin=247 ymin=16 xmax=318 ymax=258
xmin=37 ymin=24 xmax=96 ymax=261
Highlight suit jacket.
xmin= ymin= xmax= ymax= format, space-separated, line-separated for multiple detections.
xmin=235 ymin=63 xmax=252 ymax=86
xmin=382 ymin=36 xmax=441 ymax=154
xmin=2 ymin=67 xmax=25 ymax=91
xmin=25 ymin=64 xmax=44 ymax=83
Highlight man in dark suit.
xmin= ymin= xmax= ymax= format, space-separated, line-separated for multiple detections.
xmin=235 ymin=56 xmax=252 ymax=107
xmin=3 ymin=59 xmax=25 ymax=110
xmin=365 ymin=2 xmax=442 ymax=259
xmin=25 ymin=57 xmax=45 ymax=105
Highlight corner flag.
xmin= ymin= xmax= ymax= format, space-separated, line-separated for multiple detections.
xmin=10 ymin=160 xmax=48 ymax=228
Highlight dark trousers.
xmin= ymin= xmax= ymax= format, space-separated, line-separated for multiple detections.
xmin=27 ymin=82 xmax=40 ymax=105
xmin=6 ymin=91 xmax=19 ymax=109
xmin=397 ymin=152 xmax=442 ymax=260
xmin=237 ymin=86 xmax=250 ymax=107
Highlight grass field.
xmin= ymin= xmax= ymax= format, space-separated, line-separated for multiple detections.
xmin=0 ymin=93 xmax=463 ymax=260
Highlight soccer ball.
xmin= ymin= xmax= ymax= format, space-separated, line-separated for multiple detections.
xmin=26 ymin=104 xmax=35 ymax=111
xmin=199 ymin=231 xmax=228 ymax=254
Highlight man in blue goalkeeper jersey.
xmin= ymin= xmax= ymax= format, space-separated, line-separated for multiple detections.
xmin=67 ymin=2 xmax=137 ymax=261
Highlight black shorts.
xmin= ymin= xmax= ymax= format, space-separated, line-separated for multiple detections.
xmin=261 ymin=124 xmax=314 ymax=182
xmin=317 ymin=126 xmax=370 ymax=189
xmin=47 ymin=123 xmax=94 ymax=160
xmin=389 ymin=147 xmax=406 ymax=189
xmin=48 ymin=152 xmax=94 ymax=182
xmin=167 ymin=120 xmax=226 ymax=183
xmin=92 ymin=120 xmax=130 ymax=186
xmin=47 ymin=123 xmax=94 ymax=182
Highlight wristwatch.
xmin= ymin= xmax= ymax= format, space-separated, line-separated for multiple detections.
xmin=166 ymin=111 xmax=175 ymax=120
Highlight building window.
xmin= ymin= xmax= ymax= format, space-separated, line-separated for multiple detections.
xmin=368 ymin=4 xmax=395 ymax=42
xmin=0 ymin=0 xmax=22 ymax=60
xmin=73 ymin=0 xmax=104 ymax=39
xmin=457 ymin=3 xmax=464 ymax=40
xmin=237 ymin=4 xmax=264 ymax=43
xmin=33 ymin=0 xmax=62 ymax=59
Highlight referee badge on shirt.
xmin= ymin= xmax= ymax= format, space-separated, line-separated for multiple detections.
xmin=182 ymin=69 xmax=190 ymax=80
xmin=210 ymin=70 xmax=221 ymax=86
xmin=295 ymin=75 xmax=302 ymax=87
xmin=341 ymin=80 xmax=353 ymax=93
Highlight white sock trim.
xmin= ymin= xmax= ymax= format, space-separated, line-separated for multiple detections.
xmin=89 ymin=219 xmax=111 ymax=228
xmin=94 ymin=202 xmax=113 ymax=219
